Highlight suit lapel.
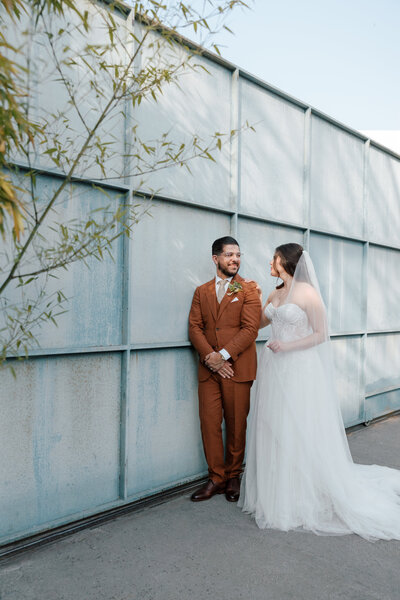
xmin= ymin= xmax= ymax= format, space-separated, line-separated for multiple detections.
xmin=217 ymin=274 xmax=242 ymax=319
xmin=205 ymin=279 xmax=218 ymax=321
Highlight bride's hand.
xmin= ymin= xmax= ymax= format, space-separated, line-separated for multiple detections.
xmin=243 ymin=279 xmax=262 ymax=300
xmin=267 ymin=340 xmax=287 ymax=353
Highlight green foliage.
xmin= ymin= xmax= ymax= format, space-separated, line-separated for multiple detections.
xmin=0 ymin=0 xmax=250 ymax=366
xmin=227 ymin=281 xmax=242 ymax=295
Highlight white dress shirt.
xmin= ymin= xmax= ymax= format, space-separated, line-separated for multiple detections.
xmin=215 ymin=275 xmax=232 ymax=361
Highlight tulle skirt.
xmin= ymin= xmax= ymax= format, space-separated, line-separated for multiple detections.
xmin=239 ymin=343 xmax=400 ymax=541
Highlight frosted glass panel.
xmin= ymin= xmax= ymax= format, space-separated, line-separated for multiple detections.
xmin=0 ymin=354 xmax=120 ymax=539
xmin=130 ymin=200 xmax=231 ymax=344
xmin=331 ymin=337 xmax=363 ymax=426
xmin=368 ymin=148 xmax=400 ymax=247
xmin=135 ymin=35 xmax=232 ymax=209
xmin=240 ymin=80 xmax=305 ymax=224
xmin=310 ymin=117 xmax=364 ymax=238
xmin=310 ymin=234 xmax=364 ymax=333
xmin=0 ymin=175 xmax=123 ymax=349
xmin=368 ymin=246 xmax=400 ymax=331
xmin=31 ymin=5 xmax=126 ymax=180
xmin=366 ymin=333 xmax=400 ymax=395
xmin=128 ymin=348 xmax=206 ymax=497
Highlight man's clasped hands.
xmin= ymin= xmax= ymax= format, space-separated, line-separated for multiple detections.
xmin=204 ymin=352 xmax=234 ymax=379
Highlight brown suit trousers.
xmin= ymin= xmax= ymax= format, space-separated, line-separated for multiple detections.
xmin=199 ymin=374 xmax=252 ymax=482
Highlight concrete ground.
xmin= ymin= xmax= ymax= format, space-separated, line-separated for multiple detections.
xmin=1 ymin=416 xmax=400 ymax=600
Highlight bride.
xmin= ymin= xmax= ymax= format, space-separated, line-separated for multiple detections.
xmin=239 ymin=243 xmax=400 ymax=541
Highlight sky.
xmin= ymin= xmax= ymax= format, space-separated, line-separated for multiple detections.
xmin=210 ymin=0 xmax=400 ymax=133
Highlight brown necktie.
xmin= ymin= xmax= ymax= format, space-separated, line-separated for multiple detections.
xmin=217 ymin=279 xmax=227 ymax=304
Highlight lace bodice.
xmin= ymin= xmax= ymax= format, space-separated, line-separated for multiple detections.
xmin=264 ymin=303 xmax=312 ymax=342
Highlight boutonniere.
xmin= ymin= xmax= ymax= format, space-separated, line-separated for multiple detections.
xmin=227 ymin=281 xmax=243 ymax=296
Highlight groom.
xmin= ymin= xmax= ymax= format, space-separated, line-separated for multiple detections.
xmin=189 ymin=236 xmax=260 ymax=502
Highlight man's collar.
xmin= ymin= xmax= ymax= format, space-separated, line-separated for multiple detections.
xmin=215 ymin=274 xmax=233 ymax=283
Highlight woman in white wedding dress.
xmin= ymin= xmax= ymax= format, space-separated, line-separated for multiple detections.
xmin=239 ymin=243 xmax=400 ymax=541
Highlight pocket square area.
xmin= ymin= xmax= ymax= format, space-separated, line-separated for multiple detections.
xmin=231 ymin=297 xmax=239 ymax=303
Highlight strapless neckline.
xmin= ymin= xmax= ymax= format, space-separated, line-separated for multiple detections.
xmin=266 ymin=302 xmax=306 ymax=316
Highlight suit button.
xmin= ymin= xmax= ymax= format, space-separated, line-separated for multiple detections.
xmin=216 ymin=328 xmax=220 ymax=331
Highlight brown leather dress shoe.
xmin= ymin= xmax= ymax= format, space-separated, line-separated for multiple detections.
xmin=190 ymin=479 xmax=226 ymax=502
xmin=225 ymin=477 xmax=241 ymax=502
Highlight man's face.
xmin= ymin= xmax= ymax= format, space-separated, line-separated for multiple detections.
xmin=212 ymin=244 xmax=241 ymax=277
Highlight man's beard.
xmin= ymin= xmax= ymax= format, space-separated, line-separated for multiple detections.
xmin=219 ymin=263 xmax=239 ymax=277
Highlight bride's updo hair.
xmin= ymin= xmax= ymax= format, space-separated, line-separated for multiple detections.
xmin=274 ymin=243 xmax=304 ymax=289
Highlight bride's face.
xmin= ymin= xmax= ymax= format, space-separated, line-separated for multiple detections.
xmin=270 ymin=254 xmax=284 ymax=278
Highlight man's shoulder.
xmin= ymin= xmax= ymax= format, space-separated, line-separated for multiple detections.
xmin=195 ymin=278 xmax=215 ymax=292
xmin=235 ymin=274 xmax=252 ymax=286
xmin=235 ymin=274 xmax=257 ymax=293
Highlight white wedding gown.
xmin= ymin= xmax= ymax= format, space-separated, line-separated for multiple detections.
xmin=239 ymin=302 xmax=400 ymax=541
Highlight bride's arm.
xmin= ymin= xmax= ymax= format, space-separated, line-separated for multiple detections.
xmin=259 ymin=295 xmax=273 ymax=329
xmin=243 ymin=279 xmax=272 ymax=329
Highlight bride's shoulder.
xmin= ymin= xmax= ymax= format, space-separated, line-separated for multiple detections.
xmin=265 ymin=290 xmax=278 ymax=306
xmin=295 ymin=281 xmax=315 ymax=293
xmin=268 ymin=289 xmax=278 ymax=301
xmin=293 ymin=281 xmax=320 ymax=299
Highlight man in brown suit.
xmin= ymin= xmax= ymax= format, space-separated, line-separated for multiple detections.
xmin=189 ymin=236 xmax=261 ymax=502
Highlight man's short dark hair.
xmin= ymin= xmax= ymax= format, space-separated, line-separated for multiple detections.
xmin=212 ymin=236 xmax=240 ymax=256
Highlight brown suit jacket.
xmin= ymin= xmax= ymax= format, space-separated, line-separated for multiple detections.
xmin=188 ymin=274 xmax=261 ymax=382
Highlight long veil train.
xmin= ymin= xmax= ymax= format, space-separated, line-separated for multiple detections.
xmin=239 ymin=251 xmax=400 ymax=541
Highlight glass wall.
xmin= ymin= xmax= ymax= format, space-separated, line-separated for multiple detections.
xmin=2 ymin=3 xmax=400 ymax=545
